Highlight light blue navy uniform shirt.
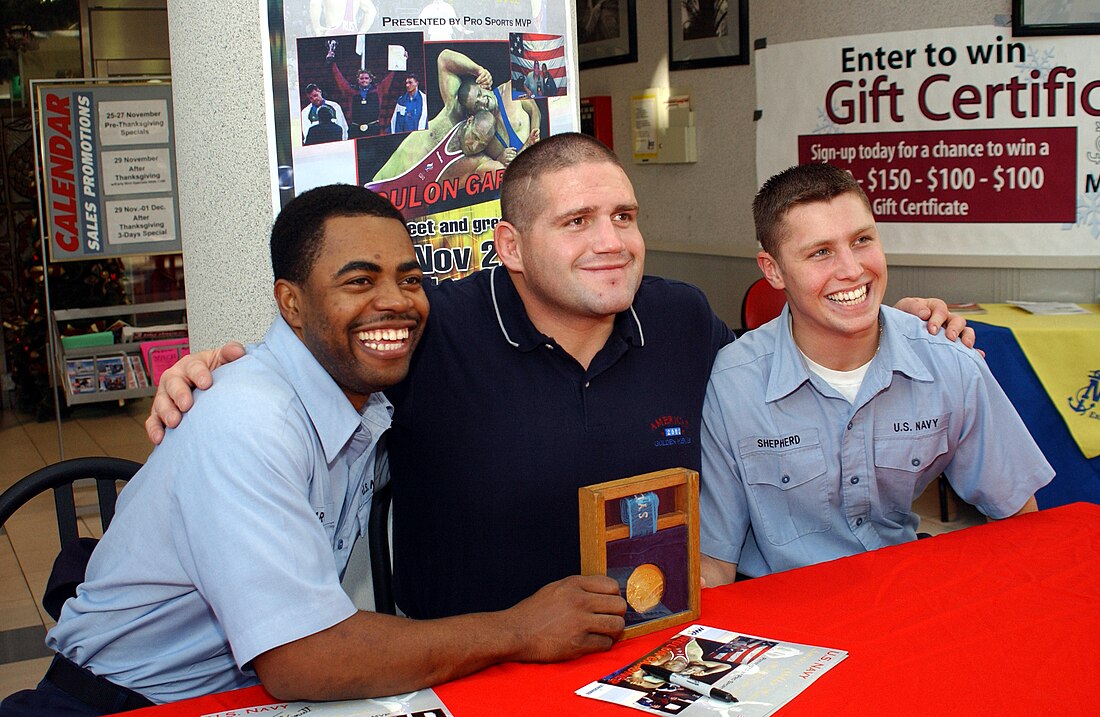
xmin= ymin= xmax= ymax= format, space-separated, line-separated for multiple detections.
xmin=700 ymin=305 xmax=1053 ymax=578
xmin=46 ymin=315 xmax=392 ymax=703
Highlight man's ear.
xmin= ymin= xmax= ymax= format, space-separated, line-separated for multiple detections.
xmin=274 ymin=279 xmax=304 ymax=331
xmin=494 ymin=221 xmax=524 ymax=272
xmin=757 ymin=251 xmax=786 ymax=291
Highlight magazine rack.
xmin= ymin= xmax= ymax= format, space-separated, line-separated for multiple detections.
xmin=50 ymin=300 xmax=187 ymax=406
xmin=579 ymin=468 xmax=700 ymax=639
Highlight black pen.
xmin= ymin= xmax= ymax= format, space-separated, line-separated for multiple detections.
xmin=641 ymin=663 xmax=737 ymax=703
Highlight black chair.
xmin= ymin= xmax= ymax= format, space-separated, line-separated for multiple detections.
xmin=0 ymin=456 xmax=142 ymax=618
xmin=368 ymin=479 xmax=395 ymax=615
xmin=367 ymin=435 xmax=396 ymax=615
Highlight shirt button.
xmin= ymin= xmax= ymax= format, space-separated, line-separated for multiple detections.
xmin=337 ymin=539 xmax=344 ymax=550
xmin=911 ymin=458 xmax=921 ymax=467
xmin=856 ymin=517 xmax=863 ymax=526
xmin=781 ymin=475 xmax=790 ymax=484
xmin=585 ymin=381 xmax=590 ymax=388
xmin=850 ymin=476 xmax=859 ymax=484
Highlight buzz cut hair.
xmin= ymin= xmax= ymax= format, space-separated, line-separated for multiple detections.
xmin=270 ymin=184 xmax=406 ymax=285
xmin=499 ymin=132 xmax=621 ymax=232
xmin=753 ymin=163 xmax=870 ymax=257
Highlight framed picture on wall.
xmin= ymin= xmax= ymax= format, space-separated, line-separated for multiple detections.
xmin=1012 ymin=0 xmax=1100 ymax=36
xmin=668 ymin=0 xmax=749 ymax=71
xmin=578 ymin=0 xmax=638 ymax=69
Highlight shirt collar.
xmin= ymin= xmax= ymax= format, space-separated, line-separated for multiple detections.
xmin=866 ymin=306 xmax=935 ymax=388
xmin=765 ymin=304 xmax=935 ymax=403
xmin=765 ymin=305 xmax=813 ymax=403
xmin=264 ymin=315 xmax=394 ymax=464
xmin=487 ymin=265 xmax=645 ymax=352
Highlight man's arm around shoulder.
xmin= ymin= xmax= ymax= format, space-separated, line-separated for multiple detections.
xmin=253 ymin=574 xmax=625 ymax=701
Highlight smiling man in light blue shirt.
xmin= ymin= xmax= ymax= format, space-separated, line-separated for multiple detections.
xmin=2 ymin=184 xmax=625 ymax=717
xmin=700 ymin=163 xmax=1053 ymax=584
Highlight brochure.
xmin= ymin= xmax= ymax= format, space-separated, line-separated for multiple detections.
xmin=946 ymin=302 xmax=987 ymax=315
xmin=199 ymin=688 xmax=452 ymax=717
xmin=65 ymin=358 xmax=97 ymax=395
xmin=96 ymin=355 xmax=128 ymax=391
xmin=1006 ymin=301 xmax=1089 ymax=315
xmin=127 ymin=355 xmax=150 ymax=388
xmin=577 ymin=624 xmax=846 ymax=716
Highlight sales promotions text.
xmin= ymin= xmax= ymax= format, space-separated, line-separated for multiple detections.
xmin=826 ymin=37 xmax=1100 ymax=125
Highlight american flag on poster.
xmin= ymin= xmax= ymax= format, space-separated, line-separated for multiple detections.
xmin=710 ymin=636 xmax=777 ymax=666
xmin=509 ymin=33 xmax=567 ymax=94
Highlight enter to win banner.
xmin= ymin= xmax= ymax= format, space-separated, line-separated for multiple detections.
xmin=755 ymin=25 xmax=1100 ymax=260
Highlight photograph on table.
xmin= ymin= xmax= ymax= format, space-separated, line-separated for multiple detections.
xmin=579 ymin=468 xmax=700 ymax=639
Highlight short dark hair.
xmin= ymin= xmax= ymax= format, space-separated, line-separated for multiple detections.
xmin=271 ymin=185 xmax=407 ymax=284
xmin=456 ymin=78 xmax=478 ymax=109
xmin=753 ymin=163 xmax=870 ymax=256
xmin=500 ymin=133 xmax=621 ymax=231
xmin=405 ymin=73 xmax=419 ymax=83
xmin=317 ymin=105 xmax=334 ymax=122
xmin=305 ymin=83 xmax=320 ymax=95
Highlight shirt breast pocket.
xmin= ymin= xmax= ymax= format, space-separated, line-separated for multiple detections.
xmin=873 ymin=420 xmax=949 ymax=515
xmin=739 ymin=435 xmax=830 ymax=546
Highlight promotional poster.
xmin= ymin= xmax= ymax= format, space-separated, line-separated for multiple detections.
xmin=265 ymin=0 xmax=578 ymax=281
xmin=36 ymin=81 xmax=181 ymax=262
xmin=756 ymin=25 xmax=1100 ymax=259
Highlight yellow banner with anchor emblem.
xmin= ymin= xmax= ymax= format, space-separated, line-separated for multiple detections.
xmin=972 ymin=304 xmax=1100 ymax=459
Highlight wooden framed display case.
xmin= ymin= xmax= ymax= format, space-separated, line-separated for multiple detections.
xmin=579 ymin=468 xmax=700 ymax=639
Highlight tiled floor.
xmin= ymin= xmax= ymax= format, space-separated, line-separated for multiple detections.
xmin=0 ymin=397 xmax=155 ymax=699
xmin=0 ymin=398 xmax=986 ymax=699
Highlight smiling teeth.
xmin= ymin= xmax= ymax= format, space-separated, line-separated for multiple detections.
xmin=828 ymin=285 xmax=868 ymax=305
xmin=357 ymin=328 xmax=409 ymax=351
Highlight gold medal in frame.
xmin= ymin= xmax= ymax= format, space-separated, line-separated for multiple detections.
xmin=579 ymin=468 xmax=700 ymax=639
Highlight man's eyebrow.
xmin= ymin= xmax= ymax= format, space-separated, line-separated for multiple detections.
xmin=334 ymin=260 xmax=381 ymax=277
xmin=550 ymin=202 xmax=639 ymax=223
xmin=333 ymin=259 xmax=423 ymax=277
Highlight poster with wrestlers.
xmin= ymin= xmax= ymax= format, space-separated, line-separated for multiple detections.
xmin=264 ymin=0 xmax=579 ymax=283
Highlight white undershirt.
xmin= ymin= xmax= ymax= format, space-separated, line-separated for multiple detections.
xmin=800 ymin=351 xmax=873 ymax=403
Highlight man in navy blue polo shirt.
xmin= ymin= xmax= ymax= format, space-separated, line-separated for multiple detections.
xmin=147 ymin=134 xmax=972 ymax=620
xmin=385 ymin=135 xmax=734 ymax=618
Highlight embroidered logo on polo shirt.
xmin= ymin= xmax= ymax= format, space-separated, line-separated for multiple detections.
xmin=650 ymin=415 xmax=692 ymax=447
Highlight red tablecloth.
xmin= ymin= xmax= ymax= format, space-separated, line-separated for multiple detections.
xmin=126 ymin=502 xmax=1100 ymax=716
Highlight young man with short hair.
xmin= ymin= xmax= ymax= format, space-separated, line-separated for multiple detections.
xmin=700 ymin=163 xmax=1053 ymax=585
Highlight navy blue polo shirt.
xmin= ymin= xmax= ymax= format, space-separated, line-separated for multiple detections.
xmin=387 ymin=267 xmax=734 ymax=619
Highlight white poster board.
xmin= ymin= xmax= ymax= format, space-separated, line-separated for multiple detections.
xmin=756 ymin=25 xmax=1100 ymax=260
